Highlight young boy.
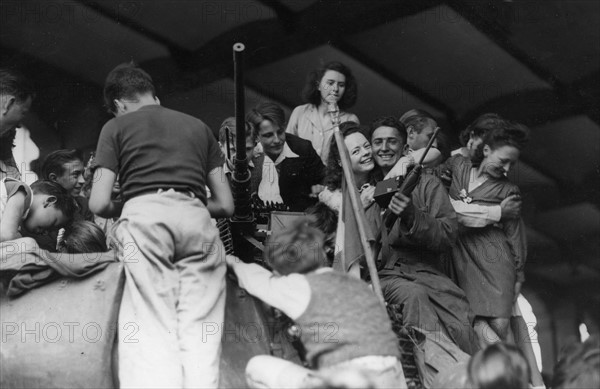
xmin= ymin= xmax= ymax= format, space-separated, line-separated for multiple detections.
xmin=1 ymin=179 xmax=75 ymax=242
xmin=22 ymin=150 xmax=95 ymax=251
xmin=226 ymin=217 xmax=406 ymax=389
xmin=90 ymin=62 xmax=233 ymax=388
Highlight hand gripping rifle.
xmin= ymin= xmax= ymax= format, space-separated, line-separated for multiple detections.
xmin=372 ymin=127 xmax=440 ymax=270
xmin=382 ymin=127 xmax=440 ymax=233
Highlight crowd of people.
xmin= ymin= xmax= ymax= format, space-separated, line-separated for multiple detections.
xmin=1 ymin=61 xmax=598 ymax=389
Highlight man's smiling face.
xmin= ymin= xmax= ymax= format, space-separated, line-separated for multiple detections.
xmin=371 ymin=126 xmax=404 ymax=171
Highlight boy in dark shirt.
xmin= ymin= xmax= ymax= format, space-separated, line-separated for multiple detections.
xmin=90 ymin=63 xmax=233 ymax=388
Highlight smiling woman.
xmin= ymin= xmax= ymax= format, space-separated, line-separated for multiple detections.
xmin=319 ymin=122 xmax=377 ymax=213
xmin=438 ymin=120 xmax=531 ymax=347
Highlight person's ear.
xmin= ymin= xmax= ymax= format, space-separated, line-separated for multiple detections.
xmin=43 ymin=196 xmax=57 ymax=208
xmin=154 ymin=96 xmax=161 ymax=105
xmin=48 ymin=172 xmax=58 ymax=182
xmin=407 ymin=126 xmax=416 ymax=138
xmin=1 ymin=95 xmax=16 ymax=116
xmin=114 ymin=99 xmax=126 ymax=114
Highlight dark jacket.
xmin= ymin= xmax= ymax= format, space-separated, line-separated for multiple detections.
xmin=251 ymin=133 xmax=325 ymax=212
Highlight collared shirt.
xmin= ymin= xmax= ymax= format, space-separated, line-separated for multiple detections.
xmin=257 ymin=142 xmax=299 ymax=204
xmin=286 ymin=104 xmax=359 ymax=164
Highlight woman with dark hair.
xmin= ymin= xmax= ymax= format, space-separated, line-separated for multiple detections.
xmin=442 ymin=121 xmax=530 ymax=346
xmin=318 ymin=121 xmax=376 ymax=213
xmin=286 ymin=62 xmax=359 ymax=164
xmin=452 ymin=113 xmax=505 ymax=159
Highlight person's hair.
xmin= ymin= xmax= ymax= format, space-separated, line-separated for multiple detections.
xmin=399 ymin=108 xmax=437 ymax=134
xmin=433 ymin=130 xmax=451 ymax=163
xmin=218 ymin=116 xmax=253 ymax=144
xmin=103 ymin=62 xmax=155 ymax=114
xmin=301 ymin=61 xmax=358 ymax=110
xmin=59 ymin=221 xmax=108 ymax=253
xmin=265 ymin=216 xmax=328 ymax=275
xmin=0 ymin=129 xmax=17 ymax=162
xmin=460 ymin=113 xmax=505 ymax=146
xmin=305 ymin=202 xmax=338 ymax=265
xmin=467 ymin=343 xmax=530 ymax=389
xmin=324 ymin=121 xmax=373 ymax=191
xmin=246 ymin=102 xmax=287 ymax=139
xmin=553 ymin=336 xmax=600 ymax=389
xmin=370 ymin=116 xmax=407 ymax=145
xmin=41 ymin=149 xmax=83 ymax=180
xmin=471 ymin=120 xmax=530 ymax=165
xmin=30 ymin=180 xmax=77 ymax=221
xmin=0 ymin=67 xmax=35 ymax=102
xmin=305 ymin=202 xmax=338 ymax=237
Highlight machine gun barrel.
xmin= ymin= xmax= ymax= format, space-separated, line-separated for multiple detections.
xmin=231 ymin=42 xmax=252 ymax=223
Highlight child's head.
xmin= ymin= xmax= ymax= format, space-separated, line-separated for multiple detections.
xmin=265 ymin=216 xmax=329 ymax=275
xmin=59 ymin=221 xmax=108 ymax=253
xmin=553 ymin=336 xmax=599 ymax=389
xmin=218 ymin=116 xmax=256 ymax=161
xmin=467 ymin=343 xmax=530 ymax=389
xmin=23 ymin=180 xmax=77 ymax=235
xmin=305 ymin=202 xmax=338 ymax=264
xmin=103 ymin=62 xmax=155 ymax=115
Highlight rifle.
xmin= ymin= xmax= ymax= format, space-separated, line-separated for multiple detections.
xmin=382 ymin=127 xmax=440 ymax=233
xmin=372 ymin=128 xmax=440 ymax=269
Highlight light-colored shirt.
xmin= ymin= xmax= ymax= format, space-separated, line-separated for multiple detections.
xmin=229 ymin=259 xmax=333 ymax=320
xmin=257 ymin=142 xmax=299 ymax=204
xmin=286 ymin=104 xmax=359 ymax=164
xmin=450 ymin=199 xmax=501 ymax=227
xmin=0 ymin=158 xmax=21 ymax=181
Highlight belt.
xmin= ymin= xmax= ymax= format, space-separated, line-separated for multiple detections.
xmin=135 ymin=188 xmax=196 ymax=198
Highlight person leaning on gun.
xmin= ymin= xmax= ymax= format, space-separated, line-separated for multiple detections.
xmin=89 ymin=62 xmax=233 ymax=388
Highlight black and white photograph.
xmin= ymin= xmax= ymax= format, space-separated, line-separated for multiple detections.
xmin=1 ymin=1 xmax=599 ymax=388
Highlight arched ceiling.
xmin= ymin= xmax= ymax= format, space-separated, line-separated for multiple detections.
xmin=1 ymin=0 xmax=599 ymax=312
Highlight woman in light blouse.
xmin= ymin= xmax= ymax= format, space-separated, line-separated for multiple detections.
xmin=286 ymin=62 xmax=359 ymax=164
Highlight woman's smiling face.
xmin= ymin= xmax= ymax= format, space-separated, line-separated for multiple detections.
xmin=344 ymin=132 xmax=374 ymax=175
